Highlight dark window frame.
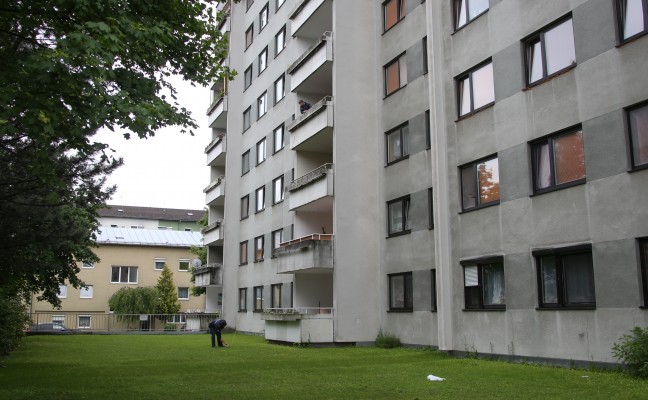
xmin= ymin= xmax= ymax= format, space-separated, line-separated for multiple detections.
xmin=530 ymin=125 xmax=586 ymax=195
xmin=615 ymin=0 xmax=648 ymax=44
xmin=639 ymin=238 xmax=648 ymax=307
xmin=533 ymin=245 xmax=596 ymax=309
xmin=274 ymin=74 xmax=285 ymax=104
xmin=271 ymin=229 xmax=283 ymax=255
xmin=258 ymin=46 xmax=269 ymax=76
xmin=276 ymin=0 xmax=286 ymax=11
xmin=384 ymin=52 xmax=407 ymax=97
xmin=387 ymin=195 xmax=411 ymax=237
xmin=257 ymin=91 xmax=268 ymax=120
xmin=431 ymin=269 xmax=437 ymax=311
xmin=272 ymin=175 xmax=284 ymax=205
xmin=385 ymin=123 xmax=410 ymax=165
xmin=242 ymin=150 xmax=250 ymax=176
xmin=456 ymin=59 xmax=495 ymax=119
xmin=245 ymin=24 xmax=254 ymax=50
xmin=241 ymin=195 xmax=250 ymax=220
xmin=383 ymin=0 xmax=405 ymax=33
xmin=243 ymin=106 xmax=252 ymax=132
xmin=459 ymin=154 xmax=500 ymax=212
xmin=460 ymin=257 xmax=506 ymax=311
xmin=275 ymin=25 xmax=286 ymax=57
xmin=247 ymin=0 xmax=255 ymax=11
xmin=271 ymin=283 xmax=282 ymax=308
xmin=259 ymin=2 xmax=269 ymax=32
xmin=239 ymin=288 xmax=248 ymax=311
xmin=254 ymin=235 xmax=265 ymax=262
xmin=244 ymin=65 xmax=253 ymax=90
xmin=256 ymin=137 xmax=267 ymax=165
xmin=239 ymin=241 xmax=248 ymax=266
xmin=388 ymin=272 xmax=413 ymax=312
xmin=626 ymin=100 xmax=648 ymax=171
xmin=255 ymin=185 xmax=265 ymax=213
xmin=427 ymin=188 xmax=434 ymax=230
xmin=453 ymin=0 xmax=489 ymax=31
xmin=253 ymin=285 xmax=264 ymax=312
xmin=273 ymin=124 xmax=285 ymax=154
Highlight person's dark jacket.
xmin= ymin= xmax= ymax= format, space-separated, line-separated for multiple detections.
xmin=209 ymin=319 xmax=227 ymax=331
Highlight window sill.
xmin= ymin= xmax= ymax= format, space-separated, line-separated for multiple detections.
xmin=459 ymin=201 xmax=500 ymax=214
xmin=524 ymin=64 xmax=576 ymax=90
xmin=535 ymin=306 xmax=596 ymax=311
xmin=254 ymin=259 xmax=264 ymax=263
xmin=255 ymin=209 xmax=265 ymax=214
xmin=387 ymin=309 xmax=413 ymax=313
xmin=387 ymin=229 xmax=412 ymax=238
xmin=238 ymin=309 xmax=248 ymax=312
xmin=455 ymin=102 xmax=494 ymax=122
xmin=530 ymin=179 xmax=586 ymax=197
xmin=385 ymin=155 xmax=410 ymax=167
xmin=616 ymin=30 xmax=648 ymax=48
xmin=463 ymin=307 xmax=506 ymax=312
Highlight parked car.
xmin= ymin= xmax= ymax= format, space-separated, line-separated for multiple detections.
xmin=25 ymin=323 xmax=76 ymax=335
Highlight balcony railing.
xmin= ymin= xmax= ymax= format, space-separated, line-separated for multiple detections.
xmin=274 ymin=234 xmax=334 ymax=274
xmin=289 ymin=0 xmax=332 ymax=38
xmin=288 ymin=31 xmax=332 ymax=74
xmin=204 ymin=176 xmax=225 ymax=193
xmin=287 ymin=96 xmax=332 ymax=132
xmin=193 ymin=263 xmax=223 ymax=286
xmin=287 ymin=164 xmax=332 ymax=192
xmin=201 ymin=220 xmax=222 ymax=234
xmin=205 ymin=134 xmax=225 ymax=153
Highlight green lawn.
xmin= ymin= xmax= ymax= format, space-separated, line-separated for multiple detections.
xmin=1 ymin=334 xmax=646 ymax=399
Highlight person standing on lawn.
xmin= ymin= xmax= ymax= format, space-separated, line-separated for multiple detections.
xmin=208 ymin=319 xmax=227 ymax=348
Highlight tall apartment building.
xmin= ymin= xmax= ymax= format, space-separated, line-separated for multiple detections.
xmin=197 ymin=0 xmax=648 ymax=364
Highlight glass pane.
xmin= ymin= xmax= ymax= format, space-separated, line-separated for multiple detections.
xmin=384 ymin=0 xmax=399 ymax=31
xmin=121 ymin=266 xmax=129 ymax=283
xmin=461 ymin=165 xmax=477 ymax=209
xmin=240 ymin=242 xmax=247 ymax=263
xmin=274 ymin=126 xmax=283 ymax=152
xmin=272 ymin=285 xmax=281 ymax=308
xmin=405 ymin=274 xmax=413 ymax=308
xmin=273 ymin=231 xmax=282 ymax=248
xmin=472 ymin=62 xmax=495 ymax=110
xmin=255 ymin=237 xmax=263 ymax=260
xmin=564 ymin=252 xmax=595 ymax=304
xmin=399 ymin=57 xmax=407 ymax=87
xmin=554 ymin=130 xmax=585 ymax=185
xmin=540 ymin=256 xmax=559 ymax=304
xmin=389 ymin=202 xmax=403 ymax=233
xmin=386 ymin=61 xmax=400 ymax=95
xmin=624 ymin=0 xmax=645 ymax=39
xmin=256 ymin=188 xmax=264 ymax=211
xmin=468 ymin=0 xmax=489 ymax=19
xmin=478 ymin=157 xmax=500 ymax=204
xmin=402 ymin=126 xmax=410 ymax=157
xmin=275 ymin=78 xmax=284 ymax=103
xmin=534 ymin=142 xmax=552 ymax=189
xmin=459 ymin=76 xmax=471 ymax=116
xmin=111 ymin=267 xmax=119 ymax=282
xmin=128 ymin=267 xmax=137 ymax=283
xmin=544 ymin=19 xmax=576 ymax=75
xmin=629 ymin=105 xmax=648 ymax=166
xmin=387 ymin=130 xmax=402 ymax=163
xmin=403 ymin=198 xmax=411 ymax=230
xmin=239 ymin=290 xmax=246 ymax=309
xmin=274 ymin=178 xmax=283 ymax=202
xmin=528 ymin=40 xmax=543 ymax=83
xmin=464 ymin=266 xmax=479 ymax=286
xmin=390 ymin=275 xmax=405 ymax=308
xmin=483 ymin=263 xmax=505 ymax=305
xmin=455 ymin=0 xmax=467 ymax=28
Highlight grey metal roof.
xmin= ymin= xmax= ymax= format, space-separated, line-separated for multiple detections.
xmin=96 ymin=227 xmax=203 ymax=247
xmin=98 ymin=205 xmax=204 ymax=222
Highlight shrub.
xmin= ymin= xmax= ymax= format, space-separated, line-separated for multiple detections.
xmin=375 ymin=330 xmax=401 ymax=349
xmin=164 ymin=323 xmax=176 ymax=331
xmin=612 ymin=326 xmax=648 ymax=378
xmin=0 ymin=292 xmax=30 ymax=359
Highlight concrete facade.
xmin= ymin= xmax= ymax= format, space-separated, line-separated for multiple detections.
xmin=200 ymin=0 xmax=648 ymax=363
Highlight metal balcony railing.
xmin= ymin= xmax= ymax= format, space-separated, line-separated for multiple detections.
xmin=287 ymin=96 xmax=332 ymax=132
xmin=201 ymin=220 xmax=222 ymax=234
xmin=203 ymin=176 xmax=225 ymax=193
xmin=287 ymin=164 xmax=332 ymax=192
xmin=287 ymin=31 xmax=332 ymax=74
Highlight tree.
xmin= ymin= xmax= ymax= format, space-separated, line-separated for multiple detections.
xmin=108 ymin=286 xmax=159 ymax=315
xmin=155 ymin=265 xmax=180 ymax=315
xmin=0 ymin=1 xmax=234 ymax=308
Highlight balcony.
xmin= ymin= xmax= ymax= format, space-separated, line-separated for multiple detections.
xmin=204 ymin=176 xmax=225 ymax=206
xmin=207 ymin=95 xmax=227 ymax=129
xmin=262 ymin=307 xmax=334 ymax=343
xmin=206 ymin=135 xmax=226 ymax=167
xmin=202 ymin=220 xmax=224 ymax=245
xmin=287 ymin=32 xmax=332 ymax=94
xmin=290 ymin=0 xmax=332 ymax=38
xmin=274 ymin=234 xmax=334 ymax=274
xmin=287 ymin=164 xmax=333 ymax=212
xmin=288 ymin=96 xmax=333 ymax=152
xmin=192 ymin=263 xmax=223 ymax=287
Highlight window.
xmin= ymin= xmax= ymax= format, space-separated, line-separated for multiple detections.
xmin=242 ymin=150 xmax=250 ymax=175
xmin=271 ymin=284 xmax=282 ymax=308
xmin=627 ymin=102 xmax=648 ymax=169
xmin=254 ymin=235 xmax=265 ymax=262
xmin=460 ymin=155 xmax=500 ymax=211
xmin=245 ymin=24 xmax=253 ymax=49
xmin=273 ymin=175 xmax=284 ymax=204
xmin=256 ymin=138 xmax=267 ymax=165
xmin=179 ymin=259 xmax=190 ymax=271
xmin=275 ymin=26 xmax=286 ymax=56
xmin=255 ymin=186 xmax=265 ymax=212
xmin=239 ymin=288 xmax=248 ymax=311
xmin=386 ymin=124 xmax=409 ymax=164
xmin=80 ymin=285 xmax=93 ymax=299
xmin=387 ymin=196 xmax=411 ymax=236
xmin=78 ymin=315 xmax=91 ymax=329
xmin=428 ymin=188 xmax=434 ymax=229
xmin=241 ymin=195 xmax=250 ymax=219
xmin=639 ymin=239 xmax=648 ymax=307
xmin=383 ymin=0 xmax=405 ymax=32
xmin=276 ymin=0 xmax=285 ymax=10
xmin=111 ymin=266 xmax=138 ymax=283
xmin=254 ymin=286 xmax=264 ymax=311
xmin=425 ymin=109 xmax=431 ymax=149
xmin=259 ymin=3 xmax=269 ymax=31
xmin=244 ymin=65 xmax=253 ymax=90
xmin=167 ymin=314 xmax=186 ymax=323
xmin=52 ymin=315 xmax=64 ymax=324
xmin=57 ymin=284 xmax=67 ymax=298
xmin=178 ymin=287 xmax=189 ymax=300
xmin=525 ymin=17 xmax=576 ymax=86
xmin=247 ymin=0 xmax=254 ymax=10
xmin=154 ymin=258 xmax=165 ymax=270
xmin=240 ymin=241 xmax=249 ymax=265
xmin=274 ymin=75 xmax=285 ymax=104
xmin=534 ymin=246 xmax=595 ymax=308
xmin=462 ymin=260 xmax=505 ymax=310
xmin=457 ymin=60 xmax=494 ymax=117
xmin=82 ymin=261 xmax=94 ymax=268
xmin=531 ymin=128 xmax=586 ymax=193
xmin=454 ymin=0 xmax=489 ymax=30
xmin=272 ymin=229 xmax=283 ymax=252
xmin=422 ymin=36 xmax=428 ymax=74
xmin=273 ymin=124 xmax=284 ymax=153
xmin=258 ymin=47 xmax=268 ymax=74
xmin=389 ymin=272 xmax=413 ymax=311
xmin=257 ymin=91 xmax=267 ymax=118
xmin=617 ymin=0 xmax=648 ymax=42
xmin=384 ymin=53 xmax=407 ymax=96
xmin=243 ymin=107 xmax=251 ymax=131
xmin=431 ymin=269 xmax=437 ymax=311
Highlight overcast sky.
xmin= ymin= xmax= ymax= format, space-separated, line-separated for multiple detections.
xmin=94 ymin=77 xmax=210 ymax=211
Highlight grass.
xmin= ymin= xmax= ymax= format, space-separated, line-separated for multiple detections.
xmin=1 ymin=334 xmax=647 ymax=399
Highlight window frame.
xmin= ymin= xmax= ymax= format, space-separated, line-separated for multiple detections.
xmin=259 ymin=3 xmax=269 ymax=31
xmin=385 ymin=123 xmax=410 ymax=165
xmin=255 ymin=185 xmax=265 ymax=213
xmin=271 ymin=283 xmax=282 ymax=308
xmin=273 ymin=124 xmax=285 ymax=153
xmin=272 ymin=229 xmax=283 ymax=254
xmin=254 ymin=235 xmax=265 ymax=262
xmin=639 ymin=238 xmax=648 ymax=307
xmin=273 ymin=175 xmax=284 ymax=204
xmin=257 ymin=91 xmax=268 ymax=119
xmin=276 ymin=0 xmax=286 ymax=11
xmin=243 ymin=106 xmax=252 ymax=132
xmin=533 ymin=245 xmax=596 ymax=309
xmin=247 ymin=0 xmax=255 ymax=11
xmin=388 ymin=272 xmax=413 ymax=312
xmin=615 ymin=0 xmax=648 ymax=43
xmin=111 ymin=266 xmax=138 ymax=284
xmin=239 ymin=288 xmax=248 ymax=311
xmin=626 ymin=101 xmax=648 ymax=171
xmin=57 ymin=284 xmax=67 ymax=299
xmin=274 ymin=74 xmax=285 ymax=104
xmin=242 ymin=150 xmax=250 ymax=175
xmin=453 ymin=0 xmax=490 ymax=31
xmin=78 ymin=315 xmax=91 ymax=329
xmin=384 ymin=53 xmax=407 ymax=97
xmin=460 ymin=257 xmax=506 ymax=311
xmin=178 ymin=287 xmax=189 ymax=300
xmin=530 ymin=126 xmax=586 ymax=195
xmin=387 ymin=195 xmax=411 ymax=237
xmin=253 ymin=286 xmax=264 ymax=312
xmin=256 ymin=137 xmax=267 ymax=165
xmin=523 ymin=16 xmax=577 ymax=88
xmin=258 ymin=46 xmax=268 ymax=75
xmin=456 ymin=59 xmax=495 ymax=118
xmin=245 ymin=24 xmax=254 ymax=50
xmin=459 ymin=154 xmax=500 ymax=212
xmin=244 ymin=65 xmax=253 ymax=90
xmin=80 ymin=285 xmax=93 ymax=299
xmin=428 ymin=187 xmax=434 ymax=229
xmin=240 ymin=241 xmax=249 ymax=265
xmin=383 ymin=0 xmax=405 ymax=33
xmin=431 ymin=269 xmax=437 ymax=311
xmin=178 ymin=259 xmax=190 ymax=272
xmin=154 ymin=258 xmax=165 ymax=270
xmin=241 ymin=195 xmax=250 ymax=220
xmin=275 ymin=25 xmax=286 ymax=56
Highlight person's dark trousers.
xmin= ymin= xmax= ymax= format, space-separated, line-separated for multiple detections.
xmin=216 ymin=330 xmax=224 ymax=347
xmin=210 ymin=326 xmax=216 ymax=348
